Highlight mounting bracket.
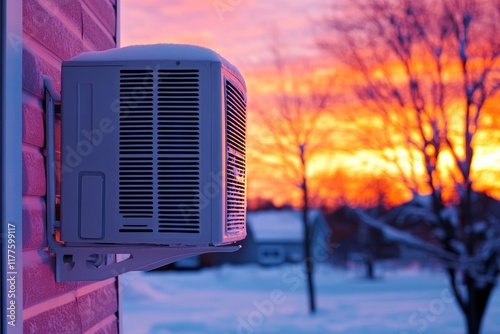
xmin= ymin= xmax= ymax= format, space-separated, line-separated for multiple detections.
xmin=43 ymin=77 xmax=239 ymax=282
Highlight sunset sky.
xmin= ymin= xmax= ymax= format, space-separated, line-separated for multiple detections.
xmin=120 ymin=0 xmax=325 ymax=68
xmin=120 ymin=0 xmax=500 ymax=208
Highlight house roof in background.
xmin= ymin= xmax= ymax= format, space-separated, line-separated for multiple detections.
xmin=247 ymin=209 xmax=328 ymax=243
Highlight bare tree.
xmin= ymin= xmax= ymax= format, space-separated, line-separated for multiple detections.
xmin=320 ymin=0 xmax=500 ymax=333
xmin=249 ymin=45 xmax=335 ymax=313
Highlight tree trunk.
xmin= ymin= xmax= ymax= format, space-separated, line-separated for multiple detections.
xmin=450 ymin=272 xmax=494 ymax=334
xmin=303 ymin=203 xmax=316 ymax=313
xmin=466 ymin=315 xmax=481 ymax=334
xmin=300 ymin=144 xmax=316 ymax=313
xmin=466 ymin=274 xmax=480 ymax=334
xmin=365 ymin=258 xmax=374 ymax=280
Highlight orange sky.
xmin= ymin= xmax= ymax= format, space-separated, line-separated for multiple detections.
xmin=120 ymin=0 xmax=500 ymax=208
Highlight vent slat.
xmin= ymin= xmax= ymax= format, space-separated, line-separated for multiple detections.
xmin=157 ymin=70 xmax=201 ymax=234
xmin=225 ymin=80 xmax=247 ymax=234
xmin=119 ymin=70 xmax=154 ymax=220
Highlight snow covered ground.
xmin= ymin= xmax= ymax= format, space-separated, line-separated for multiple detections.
xmin=122 ymin=263 xmax=500 ymax=334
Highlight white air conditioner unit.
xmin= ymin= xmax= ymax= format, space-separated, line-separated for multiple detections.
xmin=44 ymin=44 xmax=247 ymax=281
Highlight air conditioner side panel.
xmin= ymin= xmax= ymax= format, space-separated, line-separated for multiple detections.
xmin=212 ymin=68 xmax=247 ymax=245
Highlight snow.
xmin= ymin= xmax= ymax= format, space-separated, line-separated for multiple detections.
xmin=70 ymin=43 xmax=221 ymax=62
xmin=122 ymin=263 xmax=500 ymax=334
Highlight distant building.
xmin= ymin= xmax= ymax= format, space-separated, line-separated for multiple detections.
xmin=210 ymin=209 xmax=331 ymax=266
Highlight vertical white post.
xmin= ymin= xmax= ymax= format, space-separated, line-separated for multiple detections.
xmin=1 ymin=0 xmax=23 ymax=333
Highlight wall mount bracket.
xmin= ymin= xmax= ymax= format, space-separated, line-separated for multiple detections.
xmin=43 ymin=77 xmax=239 ymax=282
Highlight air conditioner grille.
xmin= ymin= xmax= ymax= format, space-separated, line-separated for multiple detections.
xmin=157 ymin=70 xmax=201 ymax=234
xmin=226 ymin=81 xmax=246 ymax=233
xmin=119 ymin=70 xmax=154 ymax=220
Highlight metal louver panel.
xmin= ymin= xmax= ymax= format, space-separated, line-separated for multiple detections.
xmin=118 ymin=70 xmax=154 ymax=229
xmin=157 ymin=69 xmax=201 ymax=234
xmin=225 ymin=81 xmax=246 ymax=233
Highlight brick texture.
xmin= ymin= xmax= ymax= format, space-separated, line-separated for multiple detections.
xmin=82 ymin=8 xmax=115 ymax=51
xmin=22 ymin=101 xmax=45 ymax=148
xmin=22 ymin=0 xmax=119 ymax=332
xmin=78 ymin=283 xmax=118 ymax=332
xmin=22 ymin=250 xmax=77 ymax=309
xmin=94 ymin=319 xmax=119 ymax=334
xmin=23 ymin=301 xmax=82 ymax=334
xmin=54 ymin=0 xmax=84 ymax=33
xmin=95 ymin=320 xmax=118 ymax=334
xmin=22 ymin=146 xmax=46 ymax=196
xmin=84 ymin=0 xmax=116 ymax=36
xmin=23 ymin=0 xmax=85 ymax=61
xmin=22 ymin=197 xmax=47 ymax=251
xmin=22 ymin=46 xmax=61 ymax=99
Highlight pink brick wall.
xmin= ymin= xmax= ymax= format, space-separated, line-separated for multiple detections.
xmin=22 ymin=0 xmax=119 ymax=333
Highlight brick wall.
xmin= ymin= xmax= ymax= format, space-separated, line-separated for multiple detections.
xmin=21 ymin=0 xmax=119 ymax=333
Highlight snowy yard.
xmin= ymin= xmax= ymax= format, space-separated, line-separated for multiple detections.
xmin=122 ymin=263 xmax=500 ymax=334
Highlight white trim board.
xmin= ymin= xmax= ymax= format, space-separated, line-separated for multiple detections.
xmin=1 ymin=0 xmax=23 ymax=333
